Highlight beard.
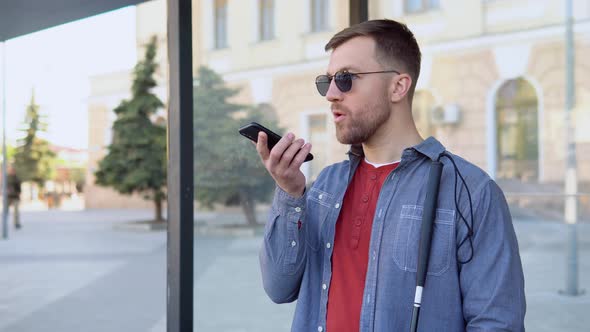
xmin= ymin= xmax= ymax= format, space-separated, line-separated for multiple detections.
xmin=333 ymin=96 xmax=391 ymax=145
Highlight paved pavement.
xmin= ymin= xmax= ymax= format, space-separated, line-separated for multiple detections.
xmin=0 ymin=209 xmax=588 ymax=331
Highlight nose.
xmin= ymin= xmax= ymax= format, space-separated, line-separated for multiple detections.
xmin=325 ymin=78 xmax=343 ymax=102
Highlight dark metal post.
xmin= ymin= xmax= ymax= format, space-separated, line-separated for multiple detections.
xmin=167 ymin=0 xmax=194 ymax=330
xmin=349 ymin=0 xmax=368 ymax=25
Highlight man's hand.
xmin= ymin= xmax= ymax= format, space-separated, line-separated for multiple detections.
xmin=256 ymin=131 xmax=312 ymax=198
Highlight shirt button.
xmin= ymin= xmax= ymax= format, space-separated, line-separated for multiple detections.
xmin=371 ymin=174 xmax=377 ymax=180
xmin=295 ymin=207 xmax=301 ymax=212
xmin=318 ymin=194 xmax=323 ymax=199
xmin=318 ymin=327 xmax=324 ymax=332
xmin=334 ymin=203 xmax=340 ymax=209
xmin=326 ymin=242 xmax=331 ymax=249
xmin=291 ymin=241 xmax=297 ymax=247
xmin=362 ymin=195 xmax=369 ymax=203
xmin=322 ymin=283 xmax=327 ymax=290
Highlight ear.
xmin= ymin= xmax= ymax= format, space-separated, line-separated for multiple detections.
xmin=389 ymin=73 xmax=413 ymax=103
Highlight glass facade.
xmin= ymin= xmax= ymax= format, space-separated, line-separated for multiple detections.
xmin=192 ymin=1 xmax=590 ymax=330
xmin=1 ymin=1 xmax=589 ymax=331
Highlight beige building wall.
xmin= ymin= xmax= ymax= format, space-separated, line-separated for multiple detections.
xmin=194 ymin=0 xmax=353 ymax=181
xmin=426 ymin=49 xmax=498 ymax=170
xmin=87 ymin=0 xmax=590 ymax=208
xmin=197 ymin=0 xmax=347 ymax=73
xmin=386 ymin=0 xmax=590 ymax=183
xmin=193 ymin=0 xmax=590 ymax=184
xmin=136 ymin=0 xmax=169 ymax=85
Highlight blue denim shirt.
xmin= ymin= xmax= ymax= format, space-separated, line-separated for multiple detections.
xmin=259 ymin=137 xmax=526 ymax=332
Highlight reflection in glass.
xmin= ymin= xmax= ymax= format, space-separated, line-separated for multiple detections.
xmin=189 ymin=1 xmax=590 ymax=331
xmin=192 ymin=67 xmax=278 ymax=226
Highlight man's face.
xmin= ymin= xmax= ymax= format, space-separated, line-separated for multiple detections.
xmin=324 ymin=36 xmax=392 ymax=145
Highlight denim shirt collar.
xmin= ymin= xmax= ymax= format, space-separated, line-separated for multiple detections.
xmin=347 ymin=136 xmax=446 ymax=163
xmin=412 ymin=136 xmax=447 ymax=161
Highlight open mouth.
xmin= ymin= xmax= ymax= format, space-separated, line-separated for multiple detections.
xmin=332 ymin=112 xmax=345 ymax=122
xmin=331 ymin=106 xmax=346 ymax=123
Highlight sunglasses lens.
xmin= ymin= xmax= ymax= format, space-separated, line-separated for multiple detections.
xmin=334 ymin=72 xmax=352 ymax=93
xmin=315 ymin=75 xmax=331 ymax=96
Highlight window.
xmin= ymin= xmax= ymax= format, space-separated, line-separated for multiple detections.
xmin=259 ymin=0 xmax=275 ymax=41
xmin=495 ymin=78 xmax=539 ymax=182
xmin=405 ymin=0 xmax=440 ymax=14
xmin=214 ymin=0 xmax=228 ymax=49
xmin=311 ymin=0 xmax=329 ymax=32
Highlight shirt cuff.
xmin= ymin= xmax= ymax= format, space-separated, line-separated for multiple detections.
xmin=273 ymin=185 xmax=307 ymax=215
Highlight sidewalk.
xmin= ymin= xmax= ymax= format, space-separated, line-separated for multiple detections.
xmin=514 ymin=221 xmax=590 ymax=332
xmin=0 ymin=209 xmax=587 ymax=331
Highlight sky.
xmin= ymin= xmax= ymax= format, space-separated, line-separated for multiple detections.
xmin=0 ymin=6 xmax=137 ymax=150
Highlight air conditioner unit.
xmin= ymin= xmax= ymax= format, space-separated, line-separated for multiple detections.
xmin=431 ymin=104 xmax=461 ymax=125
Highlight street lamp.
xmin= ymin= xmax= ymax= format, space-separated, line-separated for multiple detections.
xmin=561 ymin=0 xmax=582 ymax=297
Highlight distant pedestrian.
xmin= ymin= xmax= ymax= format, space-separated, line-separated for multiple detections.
xmin=6 ymin=165 xmax=22 ymax=229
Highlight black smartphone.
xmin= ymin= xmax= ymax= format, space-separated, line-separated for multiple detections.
xmin=238 ymin=122 xmax=314 ymax=162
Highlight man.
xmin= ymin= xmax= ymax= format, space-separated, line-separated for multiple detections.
xmin=6 ymin=165 xmax=22 ymax=229
xmin=256 ymin=19 xmax=525 ymax=331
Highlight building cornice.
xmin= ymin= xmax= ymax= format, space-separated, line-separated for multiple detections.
xmin=423 ymin=19 xmax=590 ymax=54
xmin=200 ymin=20 xmax=590 ymax=85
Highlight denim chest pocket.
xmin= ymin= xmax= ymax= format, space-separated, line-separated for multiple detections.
xmin=393 ymin=205 xmax=455 ymax=276
xmin=304 ymin=188 xmax=335 ymax=251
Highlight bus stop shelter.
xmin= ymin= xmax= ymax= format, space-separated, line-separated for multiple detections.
xmin=0 ymin=0 xmax=368 ymax=330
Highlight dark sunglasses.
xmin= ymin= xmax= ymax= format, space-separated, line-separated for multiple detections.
xmin=315 ymin=70 xmax=400 ymax=96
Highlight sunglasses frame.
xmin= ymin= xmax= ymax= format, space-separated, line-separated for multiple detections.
xmin=315 ymin=69 xmax=401 ymax=96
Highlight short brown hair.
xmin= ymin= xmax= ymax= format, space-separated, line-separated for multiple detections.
xmin=325 ymin=19 xmax=421 ymax=99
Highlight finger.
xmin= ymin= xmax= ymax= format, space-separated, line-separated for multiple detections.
xmin=280 ymin=138 xmax=305 ymax=168
xmin=256 ymin=132 xmax=270 ymax=161
xmin=290 ymin=143 xmax=313 ymax=168
xmin=268 ymin=132 xmax=295 ymax=164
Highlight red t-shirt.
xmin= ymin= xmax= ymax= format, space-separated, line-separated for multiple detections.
xmin=326 ymin=159 xmax=399 ymax=332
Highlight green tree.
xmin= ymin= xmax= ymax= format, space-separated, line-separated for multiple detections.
xmin=13 ymin=93 xmax=56 ymax=188
xmin=193 ymin=66 xmax=277 ymax=225
xmin=5 ymin=144 xmax=15 ymax=163
xmin=95 ymin=36 xmax=167 ymax=222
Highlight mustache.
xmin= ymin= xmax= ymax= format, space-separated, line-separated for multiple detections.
xmin=331 ymin=104 xmax=350 ymax=114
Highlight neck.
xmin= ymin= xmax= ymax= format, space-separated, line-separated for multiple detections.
xmin=362 ymin=105 xmax=423 ymax=164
